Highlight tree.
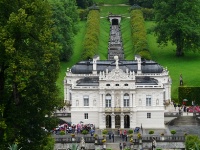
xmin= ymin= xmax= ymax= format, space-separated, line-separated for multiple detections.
xmin=0 ymin=0 xmax=62 ymax=149
xmin=153 ymin=0 xmax=200 ymax=56
xmin=129 ymin=0 xmax=154 ymax=8
xmin=185 ymin=135 xmax=200 ymax=150
xmin=76 ymin=0 xmax=94 ymax=9
xmin=49 ymin=0 xmax=79 ymax=61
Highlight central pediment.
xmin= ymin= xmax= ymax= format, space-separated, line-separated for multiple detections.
xmin=100 ymin=68 xmax=135 ymax=81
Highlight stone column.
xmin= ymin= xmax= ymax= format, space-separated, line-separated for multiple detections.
xmin=129 ymin=92 xmax=132 ymax=107
xmin=102 ymin=93 xmax=105 ymax=109
xmin=132 ymin=92 xmax=136 ymax=107
xmin=111 ymin=91 xmax=115 ymax=111
xmin=120 ymin=91 xmax=123 ymax=110
xmin=111 ymin=113 xmax=115 ymax=129
xmin=99 ymin=113 xmax=106 ymax=129
xmin=99 ymin=92 xmax=103 ymax=112
xmin=120 ymin=113 xmax=124 ymax=129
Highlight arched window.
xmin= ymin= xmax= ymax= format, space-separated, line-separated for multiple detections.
xmin=105 ymin=94 xmax=111 ymax=107
xmin=124 ymin=93 xmax=129 ymax=107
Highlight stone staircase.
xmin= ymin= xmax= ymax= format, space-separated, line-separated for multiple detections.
xmin=170 ymin=116 xmax=200 ymax=126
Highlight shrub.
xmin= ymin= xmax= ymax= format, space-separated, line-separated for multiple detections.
xmin=149 ymin=130 xmax=154 ymax=135
xmin=102 ymin=129 xmax=108 ymax=135
xmin=137 ymin=133 xmax=142 ymax=139
xmin=82 ymin=130 xmax=89 ymax=135
xmin=128 ymin=129 xmax=133 ymax=134
xmin=171 ymin=130 xmax=176 ymax=135
xmin=60 ymin=130 xmax=65 ymax=135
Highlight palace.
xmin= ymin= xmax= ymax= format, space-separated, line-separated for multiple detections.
xmin=64 ymin=55 xmax=171 ymax=129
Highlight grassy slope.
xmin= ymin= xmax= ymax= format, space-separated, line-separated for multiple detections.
xmin=57 ymin=21 xmax=86 ymax=97
xmin=145 ymin=21 xmax=200 ymax=100
xmin=98 ymin=17 xmax=110 ymax=60
xmin=121 ymin=17 xmax=134 ymax=60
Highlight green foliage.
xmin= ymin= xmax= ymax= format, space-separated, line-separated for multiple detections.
xmin=60 ymin=130 xmax=66 ymax=135
xmin=8 ymin=144 xmax=22 ymax=150
xmin=130 ymin=9 xmax=151 ymax=59
xmin=78 ymin=9 xmax=89 ymax=21
xmin=0 ymin=0 xmax=62 ymax=149
xmin=102 ymin=129 xmax=108 ymax=135
xmin=76 ymin=0 xmax=94 ymax=9
xmin=185 ymin=135 xmax=200 ymax=150
xmin=141 ymin=8 xmax=154 ymax=21
xmin=128 ymin=129 xmax=133 ymax=134
xmin=93 ymin=0 xmax=128 ymax=5
xmin=129 ymin=0 xmax=154 ymax=8
xmin=153 ymin=0 xmax=200 ymax=56
xmin=149 ymin=130 xmax=154 ymax=134
xmin=49 ymin=0 xmax=79 ymax=61
xmin=170 ymin=130 xmax=176 ymax=135
xmin=42 ymin=136 xmax=55 ymax=150
xmin=178 ymin=87 xmax=200 ymax=105
xmin=82 ymin=130 xmax=89 ymax=135
xmin=82 ymin=10 xmax=100 ymax=60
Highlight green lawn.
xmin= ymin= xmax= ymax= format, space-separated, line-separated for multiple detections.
xmin=145 ymin=21 xmax=200 ymax=101
xmin=100 ymin=6 xmax=130 ymax=17
xmin=98 ymin=18 xmax=110 ymax=60
xmin=56 ymin=21 xmax=86 ymax=98
xmin=121 ymin=17 xmax=134 ymax=60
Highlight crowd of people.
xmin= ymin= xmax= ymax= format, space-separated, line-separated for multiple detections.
xmin=172 ymin=100 xmax=200 ymax=114
xmin=53 ymin=122 xmax=95 ymax=135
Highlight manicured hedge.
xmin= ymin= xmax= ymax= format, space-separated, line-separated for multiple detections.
xmin=130 ymin=9 xmax=151 ymax=60
xmin=178 ymin=87 xmax=200 ymax=106
xmin=82 ymin=10 xmax=100 ymax=60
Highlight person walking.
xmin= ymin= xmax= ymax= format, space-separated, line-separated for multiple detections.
xmin=180 ymin=74 xmax=183 ymax=86
xmin=119 ymin=143 xmax=122 ymax=150
xmin=152 ymin=137 xmax=156 ymax=150
xmin=120 ymin=129 xmax=122 ymax=138
xmin=112 ymin=133 xmax=114 ymax=142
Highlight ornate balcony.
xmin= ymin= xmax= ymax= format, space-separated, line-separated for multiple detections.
xmin=123 ymin=107 xmax=130 ymax=112
xmin=105 ymin=107 xmax=112 ymax=112
xmin=114 ymin=107 xmax=121 ymax=112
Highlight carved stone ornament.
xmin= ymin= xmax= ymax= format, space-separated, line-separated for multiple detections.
xmin=105 ymin=69 xmax=131 ymax=81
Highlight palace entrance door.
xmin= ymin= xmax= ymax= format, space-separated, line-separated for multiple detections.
xmin=124 ymin=115 xmax=130 ymax=128
xmin=115 ymin=115 xmax=120 ymax=128
xmin=106 ymin=115 xmax=111 ymax=128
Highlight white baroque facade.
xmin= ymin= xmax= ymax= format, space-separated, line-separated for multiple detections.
xmin=64 ymin=55 xmax=171 ymax=129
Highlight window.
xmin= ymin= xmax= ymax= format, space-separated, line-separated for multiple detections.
xmin=106 ymin=84 xmax=110 ymax=86
xmin=84 ymin=113 xmax=88 ymax=119
xmin=147 ymin=113 xmax=151 ymax=118
xmin=124 ymin=83 xmax=128 ymax=86
xmin=146 ymin=95 xmax=151 ymax=106
xmin=105 ymin=94 xmax=111 ymax=107
xmin=123 ymin=93 xmax=130 ymax=107
xmin=83 ymin=96 xmax=89 ymax=106
xmin=116 ymin=84 xmax=119 ymax=86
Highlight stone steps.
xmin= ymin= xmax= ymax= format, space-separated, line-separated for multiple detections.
xmin=171 ymin=116 xmax=200 ymax=126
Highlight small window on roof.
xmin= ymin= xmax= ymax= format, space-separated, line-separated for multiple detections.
xmin=124 ymin=83 xmax=128 ymax=86
xmin=106 ymin=84 xmax=110 ymax=86
xmin=116 ymin=84 xmax=119 ymax=86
